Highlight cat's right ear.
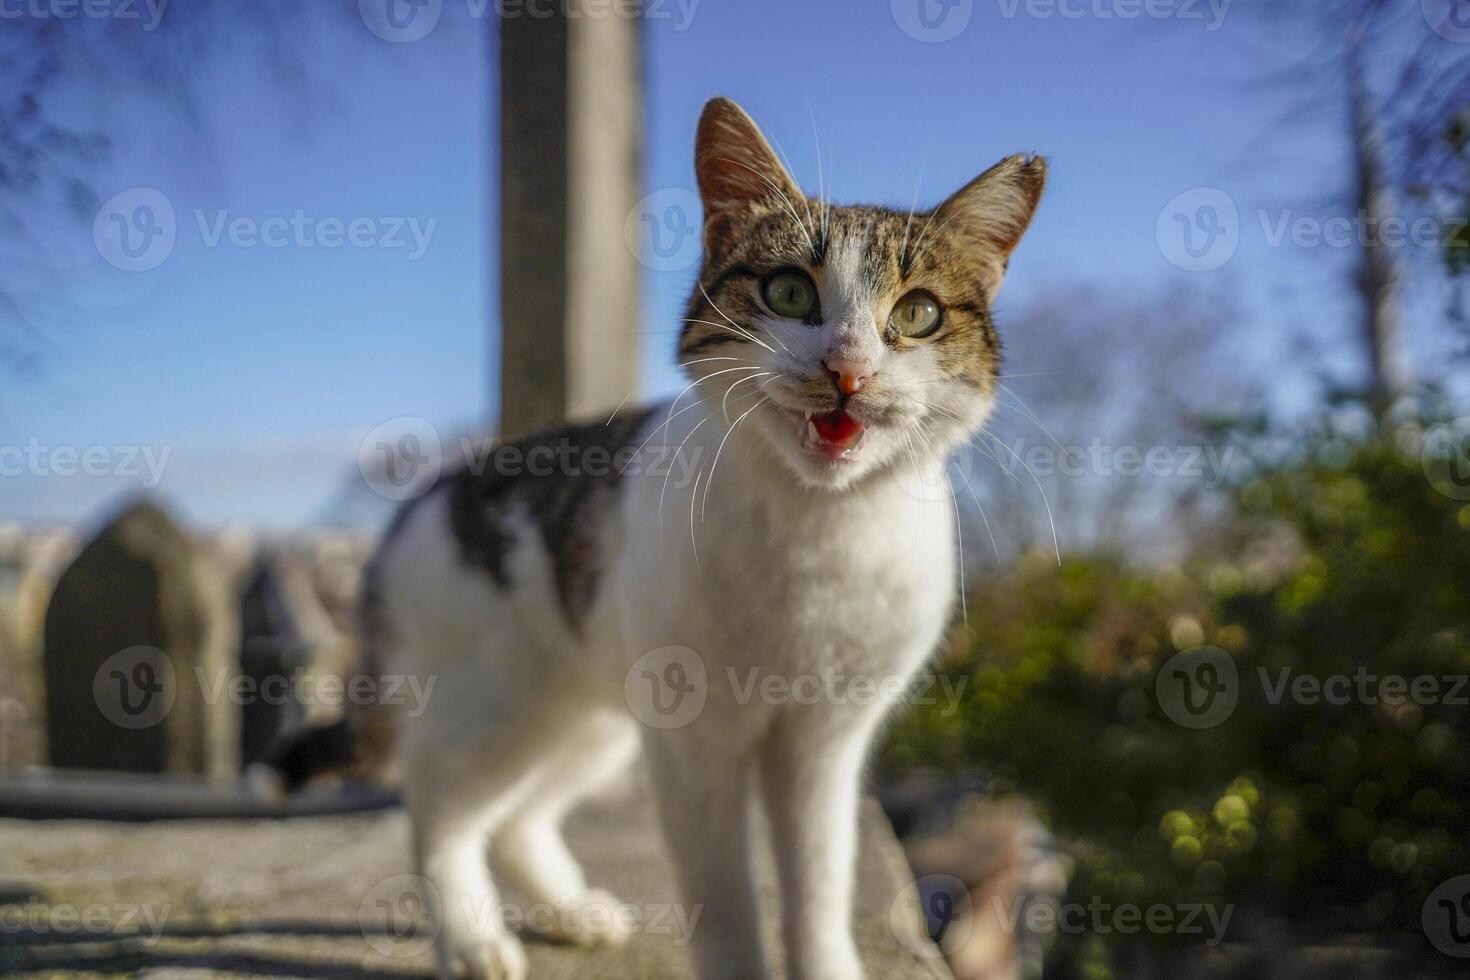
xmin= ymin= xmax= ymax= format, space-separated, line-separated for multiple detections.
xmin=694 ymin=97 xmax=801 ymax=255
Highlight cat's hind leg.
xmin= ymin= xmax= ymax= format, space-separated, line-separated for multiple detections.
xmin=489 ymin=707 xmax=641 ymax=948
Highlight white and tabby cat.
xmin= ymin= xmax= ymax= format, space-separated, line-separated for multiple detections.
xmin=267 ymin=97 xmax=1044 ymax=980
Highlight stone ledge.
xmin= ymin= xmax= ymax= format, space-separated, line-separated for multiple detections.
xmin=0 ymin=769 xmax=952 ymax=979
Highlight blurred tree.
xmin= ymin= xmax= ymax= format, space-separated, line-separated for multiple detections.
xmin=1243 ymin=0 xmax=1470 ymax=406
xmin=0 ymin=0 xmax=316 ymax=373
xmin=965 ymin=283 xmax=1246 ymax=564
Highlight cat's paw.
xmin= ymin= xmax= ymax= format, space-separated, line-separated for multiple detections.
xmin=536 ymin=888 xmax=638 ymax=948
xmin=440 ymin=933 xmax=527 ymax=980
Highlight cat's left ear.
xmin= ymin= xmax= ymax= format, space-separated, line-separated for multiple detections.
xmin=933 ymin=153 xmax=1046 ymax=295
xmin=694 ymin=97 xmax=802 ymax=255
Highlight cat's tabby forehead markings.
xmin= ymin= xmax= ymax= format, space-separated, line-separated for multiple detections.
xmin=681 ymin=199 xmax=1003 ymax=390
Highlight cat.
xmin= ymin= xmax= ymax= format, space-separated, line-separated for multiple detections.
xmin=264 ymin=96 xmax=1044 ymax=980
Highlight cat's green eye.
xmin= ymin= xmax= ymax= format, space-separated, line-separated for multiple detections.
xmin=890 ymin=290 xmax=943 ymax=338
xmin=761 ymin=269 xmax=818 ymax=320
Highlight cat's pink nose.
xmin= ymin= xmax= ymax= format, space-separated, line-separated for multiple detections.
xmin=823 ymin=357 xmax=874 ymax=397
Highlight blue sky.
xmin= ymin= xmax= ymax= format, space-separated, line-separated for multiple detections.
xmin=0 ymin=0 xmax=1461 ymax=527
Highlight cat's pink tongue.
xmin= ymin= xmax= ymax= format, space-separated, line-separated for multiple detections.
xmin=812 ymin=410 xmax=864 ymax=449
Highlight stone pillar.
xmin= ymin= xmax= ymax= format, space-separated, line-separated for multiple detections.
xmin=499 ymin=0 xmax=642 ymax=438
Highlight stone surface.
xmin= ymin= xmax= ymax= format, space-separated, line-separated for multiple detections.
xmin=0 ymin=771 xmax=951 ymax=979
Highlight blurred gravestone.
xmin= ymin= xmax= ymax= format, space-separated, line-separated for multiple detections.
xmin=236 ymin=555 xmax=312 ymax=767
xmin=42 ymin=500 xmax=239 ymax=777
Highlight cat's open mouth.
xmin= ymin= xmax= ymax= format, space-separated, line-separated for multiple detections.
xmin=782 ymin=407 xmax=867 ymax=461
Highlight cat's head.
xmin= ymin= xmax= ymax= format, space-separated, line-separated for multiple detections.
xmin=680 ymin=97 xmax=1045 ymax=492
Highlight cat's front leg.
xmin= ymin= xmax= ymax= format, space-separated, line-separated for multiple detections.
xmin=759 ymin=707 xmax=883 ymax=980
xmin=642 ymin=729 xmax=769 ymax=980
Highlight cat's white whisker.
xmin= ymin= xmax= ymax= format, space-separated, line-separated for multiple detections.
xmin=713 ymin=156 xmax=818 ymax=261
xmin=657 ymin=407 xmax=715 ymax=538
xmin=720 ymin=371 xmax=772 ymax=424
xmin=767 ymin=132 xmax=819 ymax=247
xmin=680 ymin=316 xmax=778 ymax=355
xmin=993 ymin=384 xmax=1066 ymax=452
xmin=899 ymin=158 xmax=927 ymax=270
xmin=987 ymin=430 xmax=1062 ymax=564
xmin=619 ymin=366 xmax=764 ymax=474
xmin=804 ymin=94 xmax=829 ymax=247
xmin=701 ymin=394 xmax=769 ymax=523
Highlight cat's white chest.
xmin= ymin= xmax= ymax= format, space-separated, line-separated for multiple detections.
xmin=611 ymin=425 xmax=957 ymax=707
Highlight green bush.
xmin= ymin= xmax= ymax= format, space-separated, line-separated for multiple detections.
xmin=882 ymin=402 xmax=1470 ymax=971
